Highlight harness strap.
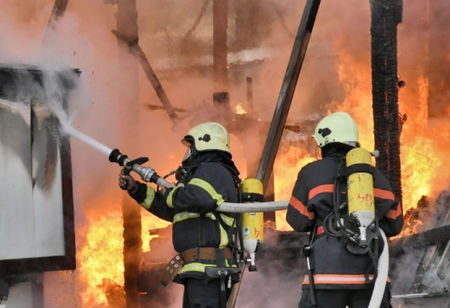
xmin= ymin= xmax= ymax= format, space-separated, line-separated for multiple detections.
xmin=241 ymin=192 xmax=264 ymax=202
xmin=181 ymin=247 xmax=232 ymax=263
xmin=339 ymin=163 xmax=375 ymax=177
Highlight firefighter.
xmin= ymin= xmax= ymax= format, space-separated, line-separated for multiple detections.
xmin=119 ymin=121 xmax=241 ymax=308
xmin=286 ymin=112 xmax=404 ymax=308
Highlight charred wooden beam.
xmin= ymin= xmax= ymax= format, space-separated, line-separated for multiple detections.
xmin=370 ymin=0 xmax=403 ymax=204
xmin=146 ymin=104 xmax=188 ymax=113
xmin=246 ymin=77 xmax=253 ymax=113
xmin=256 ymin=0 xmax=321 ymax=189
xmin=227 ymin=3 xmax=321 ymax=306
xmin=389 ymin=225 xmax=450 ymax=257
xmin=182 ymin=0 xmax=210 ymax=42
xmin=112 ymin=30 xmax=179 ymax=122
xmin=213 ymin=0 xmax=228 ymax=91
xmin=47 ymin=0 xmax=69 ymax=26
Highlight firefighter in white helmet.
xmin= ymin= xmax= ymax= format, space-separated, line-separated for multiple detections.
xmin=119 ymin=122 xmax=241 ymax=308
xmin=286 ymin=112 xmax=403 ymax=308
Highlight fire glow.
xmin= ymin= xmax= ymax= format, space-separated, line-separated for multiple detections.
xmin=274 ymin=146 xmax=316 ymax=231
xmin=273 ymin=53 xmax=449 ymax=232
xmin=9 ymin=0 xmax=443 ymax=306
xmin=234 ymin=102 xmax=247 ymax=115
xmin=79 ymin=211 xmax=124 ymax=306
xmin=76 ymin=28 xmax=449 ymax=308
xmin=79 ymin=199 xmax=170 ymax=307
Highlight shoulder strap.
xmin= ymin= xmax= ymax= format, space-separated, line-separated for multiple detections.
xmin=334 ymin=157 xmax=348 ymax=220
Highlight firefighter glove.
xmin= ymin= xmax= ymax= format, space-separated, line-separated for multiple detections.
xmin=119 ymin=169 xmax=138 ymax=193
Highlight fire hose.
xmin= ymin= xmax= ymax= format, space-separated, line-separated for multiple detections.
xmin=109 ymin=149 xmax=390 ymax=307
xmin=368 ymin=229 xmax=389 ymax=308
xmin=109 ymin=149 xmax=290 ymax=212
xmin=218 ymin=200 xmax=288 ymax=213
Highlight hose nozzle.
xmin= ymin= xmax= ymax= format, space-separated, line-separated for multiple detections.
xmin=109 ymin=148 xmax=173 ymax=189
xmin=109 ymin=148 xmax=149 ymax=171
xmin=109 ymin=148 xmax=132 ymax=167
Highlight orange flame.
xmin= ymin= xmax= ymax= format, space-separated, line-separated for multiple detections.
xmin=234 ymin=102 xmax=247 ymax=115
xmin=79 ymin=211 xmax=124 ymax=306
xmin=79 ymin=199 xmax=170 ymax=307
xmin=398 ymin=74 xmax=446 ymax=213
xmin=274 ymin=145 xmax=316 ymax=231
xmin=273 ymin=52 xmax=449 ymax=233
xmin=401 ymin=136 xmax=441 ymax=212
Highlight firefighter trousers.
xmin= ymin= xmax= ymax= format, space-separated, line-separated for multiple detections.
xmin=298 ymin=286 xmax=393 ymax=308
xmin=182 ymin=278 xmax=229 ymax=308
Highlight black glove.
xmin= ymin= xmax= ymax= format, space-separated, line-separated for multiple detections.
xmin=119 ymin=169 xmax=138 ymax=193
xmin=175 ymin=166 xmax=188 ymax=182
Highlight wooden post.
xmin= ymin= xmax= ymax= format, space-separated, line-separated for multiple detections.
xmin=370 ymin=0 xmax=403 ymax=205
xmin=256 ymin=0 xmax=321 ymax=190
xmin=116 ymin=1 xmax=142 ymax=307
xmin=213 ymin=0 xmax=229 ymax=92
xmin=246 ymin=77 xmax=253 ymax=113
xmin=43 ymin=0 xmax=69 ymax=44
xmin=228 ymin=3 xmax=321 ymax=306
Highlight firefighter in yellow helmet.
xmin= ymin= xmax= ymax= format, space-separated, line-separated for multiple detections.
xmin=286 ymin=112 xmax=403 ymax=308
xmin=119 ymin=122 xmax=241 ymax=308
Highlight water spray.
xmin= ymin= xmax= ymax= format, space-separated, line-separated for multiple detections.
xmin=62 ymin=124 xmax=173 ymax=189
xmin=64 ymin=125 xmax=112 ymax=156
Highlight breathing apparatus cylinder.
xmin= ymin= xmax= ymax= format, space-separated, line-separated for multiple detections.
xmin=241 ymin=178 xmax=264 ymax=272
xmin=346 ymin=147 xmax=375 ymax=246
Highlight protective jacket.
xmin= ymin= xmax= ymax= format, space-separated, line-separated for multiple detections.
xmin=286 ymin=149 xmax=403 ymax=290
xmin=129 ymin=151 xmax=240 ymax=281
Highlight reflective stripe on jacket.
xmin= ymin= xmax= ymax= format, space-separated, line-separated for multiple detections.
xmin=286 ymin=152 xmax=403 ymax=290
xmin=130 ymin=159 xmax=239 ymax=279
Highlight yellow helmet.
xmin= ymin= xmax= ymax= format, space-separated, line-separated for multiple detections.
xmin=312 ymin=112 xmax=359 ymax=148
xmin=183 ymin=122 xmax=230 ymax=153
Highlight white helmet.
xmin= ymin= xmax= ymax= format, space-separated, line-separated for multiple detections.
xmin=183 ymin=122 xmax=230 ymax=153
xmin=312 ymin=112 xmax=359 ymax=148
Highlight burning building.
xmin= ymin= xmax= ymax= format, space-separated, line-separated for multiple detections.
xmin=0 ymin=0 xmax=449 ymax=307
xmin=0 ymin=64 xmax=80 ymax=306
